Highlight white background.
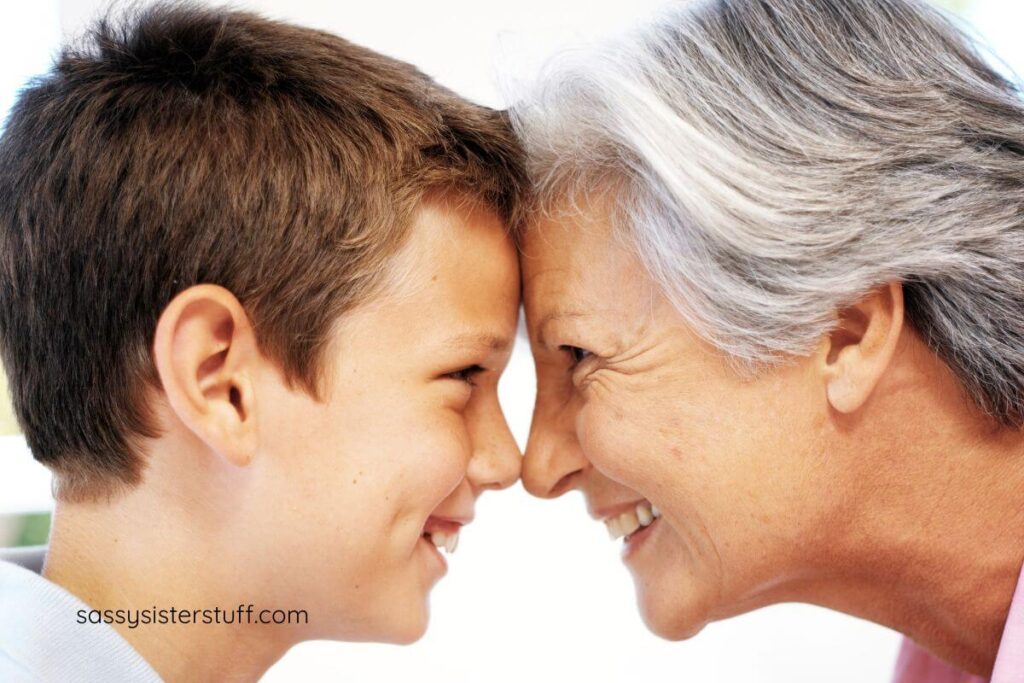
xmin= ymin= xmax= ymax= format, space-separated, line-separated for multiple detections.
xmin=2 ymin=0 xmax=1021 ymax=681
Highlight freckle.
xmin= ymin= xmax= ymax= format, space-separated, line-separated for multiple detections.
xmin=352 ymin=479 xmax=357 ymax=484
xmin=670 ymin=446 xmax=683 ymax=460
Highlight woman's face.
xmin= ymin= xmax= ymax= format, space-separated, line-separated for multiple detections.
xmin=521 ymin=203 xmax=843 ymax=639
xmin=251 ymin=195 xmax=521 ymax=644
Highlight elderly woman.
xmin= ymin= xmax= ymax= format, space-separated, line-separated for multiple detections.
xmin=513 ymin=0 xmax=1024 ymax=680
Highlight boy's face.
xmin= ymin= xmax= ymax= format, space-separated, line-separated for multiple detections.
xmin=246 ymin=194 xmax=521 ymax=643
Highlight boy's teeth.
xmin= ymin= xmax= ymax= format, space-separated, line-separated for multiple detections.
xmin=604 ymin=501 xmax=660 ymax=541
xmin=427 ymin=530 xmax=460 ymax=554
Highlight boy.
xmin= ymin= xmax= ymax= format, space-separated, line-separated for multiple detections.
xmin=0 ymin=4 xmax=525 ymax=680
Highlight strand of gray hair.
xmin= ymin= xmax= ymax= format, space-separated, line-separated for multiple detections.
xmin=510 ymin=0 xmax=1024 ymax=427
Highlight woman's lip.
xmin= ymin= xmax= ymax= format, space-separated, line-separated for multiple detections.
xmin=622 ymin=517 xmax=660 ymax=559
xmin=591 ymin=499 xmax=648 ymax=521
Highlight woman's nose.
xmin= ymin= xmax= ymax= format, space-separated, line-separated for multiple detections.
xmin=466 ymin=400 xmax=522 ymax=492
xmin=522 ymin=400 xmax=588 ymax=499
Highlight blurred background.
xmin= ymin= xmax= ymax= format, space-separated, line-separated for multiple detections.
xmin=0 ymin=0 xmax=1020 ymax=681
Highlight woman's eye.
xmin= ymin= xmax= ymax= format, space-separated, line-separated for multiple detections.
xmin=559 ymin=345 xmax=593 ymax=367
xmin=446 ymin=364 xmax=486 ymax=386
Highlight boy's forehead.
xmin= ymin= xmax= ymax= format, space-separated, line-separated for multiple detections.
xmin=431 ymin=331 xmax=514 ymax=354
xmin=338 ymin=196 xmax=520 ymax=345
xmin=393 ymin=196 xmax=517 ymax=290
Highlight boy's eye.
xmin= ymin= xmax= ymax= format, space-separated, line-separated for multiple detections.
xmin=559 ymin=345 xmax=593 ymax=367
xmin=446 ymin=364 xmax=486 ymax=386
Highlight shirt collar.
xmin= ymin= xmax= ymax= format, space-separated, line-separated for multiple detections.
xmin=0 ymin=556 xmax=162 ymax=682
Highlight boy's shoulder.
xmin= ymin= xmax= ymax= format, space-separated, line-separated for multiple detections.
xmin=0 ymin=546 xmax=44 ymax=573
xmin=0 ymin=550 xmax=162 ymax=682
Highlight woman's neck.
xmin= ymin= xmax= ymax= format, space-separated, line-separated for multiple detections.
xmin=799 ymin=411 xmax=1024 ymax=676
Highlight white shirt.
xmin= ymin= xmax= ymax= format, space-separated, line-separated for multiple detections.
xmin=0 ymin=546 xmax=162 ymax=682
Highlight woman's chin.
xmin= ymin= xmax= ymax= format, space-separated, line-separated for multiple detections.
xmin=634 ymin=579 xmax=710 ymax=641
xmin=627 ymin=535 xmax=713 ymax=639
xmin=622 ymin=518 xmax=712 ymax=640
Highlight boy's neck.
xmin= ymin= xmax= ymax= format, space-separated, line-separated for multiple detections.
xmin=43 ymin=490 xmax=292 ymax=683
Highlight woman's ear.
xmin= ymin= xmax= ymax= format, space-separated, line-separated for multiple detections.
xmin=153 ymin=284 xmax=259 ymax=467
xmin=819 ymin=281 xmax=905 ymax=415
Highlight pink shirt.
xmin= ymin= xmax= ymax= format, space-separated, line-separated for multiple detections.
xmin=892 ymin=560 xmax=1024 ymax=683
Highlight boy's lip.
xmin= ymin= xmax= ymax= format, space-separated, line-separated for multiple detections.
xmin=421 ymin=514 xmax=472 ymax=557
xmin=423 ymin=514 xmax=472 ymax=535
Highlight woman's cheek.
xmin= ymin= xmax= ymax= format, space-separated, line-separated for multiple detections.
xmin=577 ymin=400 xmax=633 ymax=483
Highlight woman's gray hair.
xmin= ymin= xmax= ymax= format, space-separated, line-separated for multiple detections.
xmin=510 ymin=0 xmax=1024 ymax=426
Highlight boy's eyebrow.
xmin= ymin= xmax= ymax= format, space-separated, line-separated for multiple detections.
xmin=442 ymin=331 xmax=514 ymax=353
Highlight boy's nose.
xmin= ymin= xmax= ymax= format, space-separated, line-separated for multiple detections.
xmin=467 ymin=404 xmax=521 ymax=491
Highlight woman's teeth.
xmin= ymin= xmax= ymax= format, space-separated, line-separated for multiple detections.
xmin=426 ymin=530 xmax=459 ymax=554
xmin=605 ymin=501 xmax=661 ymax=540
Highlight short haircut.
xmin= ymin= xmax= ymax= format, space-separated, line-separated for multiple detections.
xmin=0 ymin=2 xmax=525 ymax=500
xmin=511 ymin=0 xmax=1024 ymax=427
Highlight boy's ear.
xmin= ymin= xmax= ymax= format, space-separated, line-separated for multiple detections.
xmin=818 ymin=281 xmax=905 ymax=415
xmin=153 ymin=285 xmax=259 ymax=467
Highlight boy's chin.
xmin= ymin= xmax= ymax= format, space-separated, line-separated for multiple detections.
xmin=356 ymin=594 xmax=430 ymax=645
xmin=380 ymin=604 xmax=430 ymax=645
xmin=311 ymin=593 xmax=429 ymax=645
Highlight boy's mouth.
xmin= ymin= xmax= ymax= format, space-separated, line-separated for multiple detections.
xmin=422 ymin=517 xmax=466 ymax=554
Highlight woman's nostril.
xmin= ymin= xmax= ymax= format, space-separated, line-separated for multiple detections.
xmin=524 ymin=467 xmax=580 ymax=499
xmin=550 ymin=471 xmax=581 ymax=497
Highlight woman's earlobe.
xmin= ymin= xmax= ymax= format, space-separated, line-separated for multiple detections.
xmin=826 ymin=373 xmax=861 ymax=414
xmin=822 ymin=282 xmax=905 ymax=415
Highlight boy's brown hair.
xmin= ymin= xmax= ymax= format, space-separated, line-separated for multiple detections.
xmin=0 ymin=3 xmax=525 ymax=500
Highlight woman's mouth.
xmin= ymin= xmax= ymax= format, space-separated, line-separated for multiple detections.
xmin=603 ymin=500 xmax=661 ymax=544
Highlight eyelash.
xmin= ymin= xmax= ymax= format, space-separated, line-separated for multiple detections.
xmin=559 ymin=345 xmax=593 ymax=367
xmin=446 ymin=364 xmax=486 ymax=386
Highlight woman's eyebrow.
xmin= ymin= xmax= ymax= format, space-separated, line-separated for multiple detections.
xmin=535 ymin=310 xmax=590 ymax=347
